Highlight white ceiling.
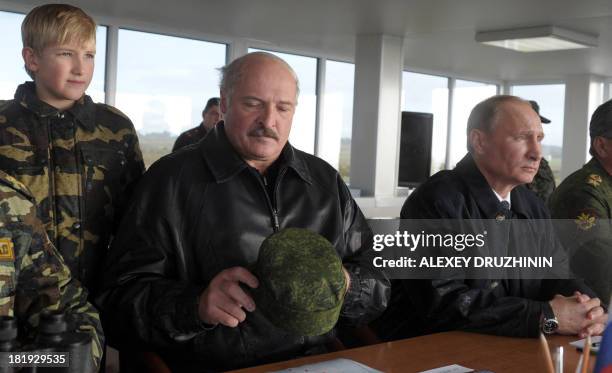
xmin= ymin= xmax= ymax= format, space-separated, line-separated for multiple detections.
xmin=4 ymin=0 xmax=612 ymax=82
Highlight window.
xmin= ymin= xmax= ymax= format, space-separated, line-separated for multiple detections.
xmin=0 ymin=11 xmax=106 ymax=103
xmin=116 ymin=29 xmax=226 ymax=167
xmin=249 ymin=48 xmax=317 ymax=154
xmin=448 ymin=79 xmax=497 ymax=168
xmin=320 ymin=60 xmax=354 ymax=182
xmin=511 ymin=84 xmax=565 ymax=183
xmin=401 ymin=72 xmax=449 ymax=175
xmin=0 ymin=11 xmax=28 ymax=99
xmin=89 ymin=27 xmax=107 ymax=104
xmin=588 ymin=82 xmax=605 ymax=161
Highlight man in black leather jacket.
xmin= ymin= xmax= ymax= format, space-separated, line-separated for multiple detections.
xmin=97 ymin=52 xmax=390 ymax=372
xmin=373 ymin=95 xmax=607 ymax=341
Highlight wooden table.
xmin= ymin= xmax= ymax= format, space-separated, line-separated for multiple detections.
xmin=229 ymin=331 xmax=594 ymax=373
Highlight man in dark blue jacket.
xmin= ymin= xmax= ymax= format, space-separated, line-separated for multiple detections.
xmin=374 ymin=95 xmax=607 ymax=341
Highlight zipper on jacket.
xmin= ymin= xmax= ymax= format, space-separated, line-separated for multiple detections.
xmin=46 ymin=117 xmax=59 ymax=242
xmin=272 ymin=168 xmax=288 ymax=231
xmin=258 ymin=172 xmax=280 ymax=232
xmin=272 ymin=209 xmax=280 ymax=231
xmin=73 ymin=124 xmax=86 ymax=280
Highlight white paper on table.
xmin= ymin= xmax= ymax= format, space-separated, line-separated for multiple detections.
xmin=271 ymin=358 xmax=383 ymax=373
xmin=570 ymin=336 xmax=602 ymax=353
xmin=418 ymin=365 xmax=473 ymax=373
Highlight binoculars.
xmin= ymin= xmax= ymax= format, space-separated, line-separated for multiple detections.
xmin=0 ymin=311 xmax=94 ymax=373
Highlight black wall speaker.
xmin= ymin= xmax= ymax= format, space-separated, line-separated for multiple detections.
xmin=398 ymin=111 xmax=433 ymax=188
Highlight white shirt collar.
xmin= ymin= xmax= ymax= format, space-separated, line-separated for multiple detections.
xmin=492 ymin=189 xmax=511 ymax=208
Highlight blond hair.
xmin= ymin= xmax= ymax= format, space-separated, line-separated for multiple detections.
xmin=22 ymin=4 xmax=96 ymax=77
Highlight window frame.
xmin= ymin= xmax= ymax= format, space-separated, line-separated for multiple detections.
xmin=402 ymin=70 xmax=501 ymax=175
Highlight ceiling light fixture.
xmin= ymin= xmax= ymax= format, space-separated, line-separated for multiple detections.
xmin=475 ymin=26 xmax=598 ymax=52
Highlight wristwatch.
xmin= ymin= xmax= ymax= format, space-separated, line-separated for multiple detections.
xmin=541 ymin=306 xmax=559 ymax=334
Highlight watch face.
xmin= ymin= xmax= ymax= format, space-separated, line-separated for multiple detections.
xmin=543 ymin=318 xmax=559 ymax=334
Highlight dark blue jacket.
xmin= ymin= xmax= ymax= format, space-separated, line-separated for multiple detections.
xmin=374 ymin=154 xmax=594 ymax=340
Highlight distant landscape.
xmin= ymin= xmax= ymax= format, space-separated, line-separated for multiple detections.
xmin=138 ymin=133 xmax=565 ymax=186
xmin=541 ymin=144 xmax=563 ymax=184
xmin=137 ymin=131 xmax=176 ymax=169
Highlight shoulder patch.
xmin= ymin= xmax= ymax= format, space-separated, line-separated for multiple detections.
xmin=586 ymin=174 xmax=602 ymax=187
xmin=574 ymin=211 xmax=597 ymax=231
xmin=0 ymin=239 xmax=14 ymax=262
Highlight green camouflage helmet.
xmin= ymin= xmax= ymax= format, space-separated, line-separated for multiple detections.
xmin=253 ymin=228 xmax=346 ymax=336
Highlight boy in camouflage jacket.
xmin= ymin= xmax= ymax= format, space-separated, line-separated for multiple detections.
xmin=0 ymin=4 xmax=144 ymax=297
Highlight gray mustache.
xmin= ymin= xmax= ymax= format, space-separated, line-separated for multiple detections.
xmin=248 ymin=127 xmax=279 ymax=140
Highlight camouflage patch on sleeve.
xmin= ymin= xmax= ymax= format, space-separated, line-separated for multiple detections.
xmin=0 ymin=239 xmax=15 ymax=261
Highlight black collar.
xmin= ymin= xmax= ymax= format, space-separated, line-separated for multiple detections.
xmin=455 ymin=154 xmax=533 ymax=219
xmin=15 ymin=82 xmax=96 ymax=131
xmin=200 ymin=122 xmax=312 ymax=185
xmin=197 ymin=122 xmax=208 ymax=134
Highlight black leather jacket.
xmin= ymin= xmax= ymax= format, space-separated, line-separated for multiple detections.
xmin=98 ymin=124 xmax=390 ymax=372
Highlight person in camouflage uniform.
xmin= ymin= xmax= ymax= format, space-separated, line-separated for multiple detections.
xmin=0 ymin=170 xmax=103 ymax=369
xmin=172 ymin=97 xmax=222 ymax=152
xmin=526 ymin=101 xmax=556 ymax=203
xmin=549 ymin=99 xmax=612 ymax=305
xmin=0 ymin=4 xmax=144 ymax=298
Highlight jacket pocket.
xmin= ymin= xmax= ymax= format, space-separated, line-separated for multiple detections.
xmin=80 ymin=145 xmax=127 ymax=205
xmin=79 ymin=144 xmax=127 ymax=239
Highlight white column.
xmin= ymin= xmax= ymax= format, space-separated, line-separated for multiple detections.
xmin=314 ymin=58 xmax=326 ymax=157
xmin=561 ymin=75 xmax=604 ymax=179
xmin=104 ymin=25 xmax=119 ymax=106
xmin=350 ymin=34 xmax=404 ymax=197
xmin=227 ymin=40 xmax=248 ymax=63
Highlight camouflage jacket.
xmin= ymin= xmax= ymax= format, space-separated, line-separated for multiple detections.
xmin=0 ymin=170 xmax=103 ymax=369
xmin=172 ymin=123 xmax=208 ymax=152
xmin=549 ymin=158 xmax=612 ymax=304
xmin=526 ymin=157 xmax=556 ymax=204
xmin=0 ymin=82 xmax=145 ymax=297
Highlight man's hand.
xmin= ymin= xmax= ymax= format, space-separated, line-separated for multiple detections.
xmin=549 ymin=292 xmax=608 ymax=337
xmin=342 ymin=266 xmax=351 ymax=294
xmin=198 ymin=267 xmax=259 ymax=328
xmin=574 ymin=291 xmax=609 ymax=337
